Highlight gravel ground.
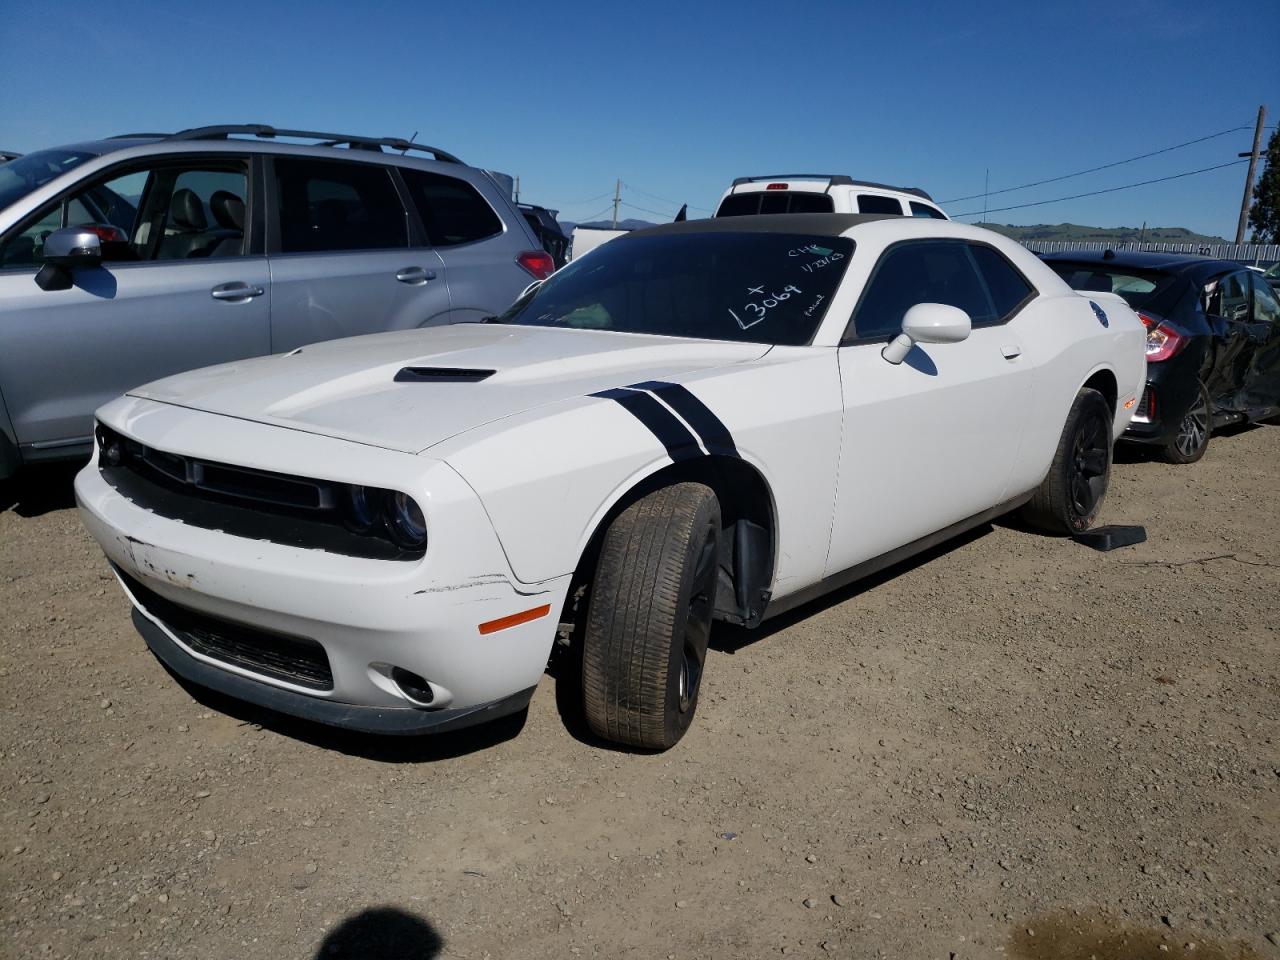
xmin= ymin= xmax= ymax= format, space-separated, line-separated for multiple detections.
xmin=1 ymin=425 xmax=1277 ymax=960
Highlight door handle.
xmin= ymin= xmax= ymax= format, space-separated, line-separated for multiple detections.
xmin=1001 ymin=344 xmax=1022 ymax=360
xmin=210 ymin=282 xmax=265 ymax=301
xmin=395 ymin=267 xmax=436 ymax=285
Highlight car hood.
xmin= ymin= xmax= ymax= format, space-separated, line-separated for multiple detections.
xmin=129 ymin=323 xmax=770 ymax=454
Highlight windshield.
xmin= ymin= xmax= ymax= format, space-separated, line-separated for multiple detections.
xmin=0 ymin=149 xmax=97 ymax=212
xmin=496 ymin=231 xmax=854 ymax=345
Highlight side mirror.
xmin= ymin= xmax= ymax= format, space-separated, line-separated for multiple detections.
xmin=43 ymin=226 xmax=104 ymax=267
xmin=881 ymin=302 xmax=972 ymax=364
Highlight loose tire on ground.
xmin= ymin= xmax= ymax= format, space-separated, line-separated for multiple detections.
xmin=581 ymin=482 xmax=721 ymax=750
xmin=1021 ymin=387 xmax=1113 ymax=535
xmin=1159 ymin=381 xmax=1211 ymax=464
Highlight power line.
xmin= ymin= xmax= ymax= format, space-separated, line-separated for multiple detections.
xmin=940 ymin=126 xmax=1251 ymax=204
xmin=567 ymin=205 xmax=616 ymax=224
xmin=622 ymin=181 xmax=713 ymax=213
xmin=551 ymin=189 xmax=615 ymax=207
xmin=619 ymin=199 xmax=677 ymax=219
xmin=951 ymin=159 xmax=1249 ymax=218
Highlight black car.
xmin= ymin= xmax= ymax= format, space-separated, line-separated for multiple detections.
xmin=1044 ymin=250 xmax=1280 ymax=463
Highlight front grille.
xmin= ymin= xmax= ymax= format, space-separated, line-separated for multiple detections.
xmin=95 ymin=425 xmax=422 ymax=562
xmin=118 ymin=567 xmax=334 ymax=691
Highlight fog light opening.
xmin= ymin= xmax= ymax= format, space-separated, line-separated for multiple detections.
xmin=390 ymin=667 xmax=435 ymax=706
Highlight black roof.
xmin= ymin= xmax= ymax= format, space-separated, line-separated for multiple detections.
xmin=624 ymin=213 xmax=894 ymax=240
xmin=1039 ymin=248 xmax=1244 ymax=283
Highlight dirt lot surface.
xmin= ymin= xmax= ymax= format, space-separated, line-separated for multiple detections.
xmin=2 ymin=426 xmax=1278 ymax=960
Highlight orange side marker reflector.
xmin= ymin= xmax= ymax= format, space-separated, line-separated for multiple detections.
xmin=478 ymin=603 xmax=552 ymax=635
xmin=1124 ymin=396 xmax=1137 ymax=410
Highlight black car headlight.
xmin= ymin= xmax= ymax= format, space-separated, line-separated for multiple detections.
xmin=343 ymin=485 xmax=382 ymax=533
xmin=385 ymin=491 xmax=428 ymax=550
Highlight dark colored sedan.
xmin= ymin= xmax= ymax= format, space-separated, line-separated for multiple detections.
xmin=1044 ymin=250 xmax=1280 ymax=463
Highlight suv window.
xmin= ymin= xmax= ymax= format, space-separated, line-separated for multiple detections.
xmin=969 ymin=245 xmax=1033 ymax=318
xmin=856 ymin=194 xmax=903 ymax=215
xmin=715 ymin=192 xmax=835 ymax=216
xmin=909 ymin=201 xmax=946 ymax=219
xmin=274 ymin=158 xmax=407 ymax=253
xmin=0 ymin=161 xmax=248 ymax=268
xmin=850 ymin=241 xmax=997 ymax=340
xmin=400 ymin=169 xmax=502 ymax=246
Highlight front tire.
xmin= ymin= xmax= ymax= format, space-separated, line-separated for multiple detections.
xmin=1159 ymin=382 xmax=1211 ymax=464
xmin=581 ymin=483 xmax=721 ymax=750
xmin=1021 ymin=388 xmax=1113 ymax=534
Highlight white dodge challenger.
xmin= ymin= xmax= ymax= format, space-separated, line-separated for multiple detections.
xmin=76 ymin=214 xmax=1145 ymax=749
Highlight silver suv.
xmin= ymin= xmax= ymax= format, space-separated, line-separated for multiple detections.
xmin=0 ymin=125 xmax=552 ymax=478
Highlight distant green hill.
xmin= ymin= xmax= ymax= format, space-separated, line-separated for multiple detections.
xmin=976 ymin=223 xmax=1229 ymax=245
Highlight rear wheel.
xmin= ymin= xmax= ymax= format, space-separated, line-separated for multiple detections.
xmin=1021 ymin=388 xmax=1113 ymax=534
xmin=1159 ymin=382 xmax=1210 ymax=464
xmin=581 ymin=483 xmax=721 ymax=750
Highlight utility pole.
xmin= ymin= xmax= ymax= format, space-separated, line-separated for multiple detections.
xmin=982 ymin=168 xmax=989 ymax=225
xmin=612 ymin=178 xmax=621 ymax=229
xmin=514 ymin=176 xmax=520 ymax=205
xmin=1235 ymin=104 xmax=1267 ymax=244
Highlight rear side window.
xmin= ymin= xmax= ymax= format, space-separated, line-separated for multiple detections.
xmin=969 ymin=245 xmax=1033 ymax=318
xmin=1049 ymin=263 xmax=1178 ymax=312
xmin=856 ymin=194 xmax=903 ymax=215
xmin=909 ymin=201 xmax=946 ymax=219
xmin=274 ymin=158 xmax=407 ymax=253
xmin=850 ymin=241 xmax=996 ymax=340
xmin=400 ymin=169 xmax=503 ymax=246
xmin=715 ymin=191 xmax=835 ymax=216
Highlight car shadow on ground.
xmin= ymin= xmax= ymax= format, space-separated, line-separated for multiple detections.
xmin=1113 ymin=420 xmax=1262 ymax=464
xmin=0 ymin=459 xmax=85 ymax=516
xmin=313 ymin=906 xmax=443 ymax=959
xmin=166 ymin=667 xmax=529 ymax=763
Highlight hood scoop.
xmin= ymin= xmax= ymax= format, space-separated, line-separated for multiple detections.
xmin=394 ymin=366 xmax=496 ymax=383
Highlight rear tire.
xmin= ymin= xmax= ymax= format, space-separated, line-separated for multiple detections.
xmin=1021 ymin=388 xmax=1113 ymax=535
xmin=1158 ymin=382 xmax=1211 ymax=464
xmin=581 ymin=483 xmax=721 ymax=750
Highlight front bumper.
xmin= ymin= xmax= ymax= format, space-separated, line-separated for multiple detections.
xmin=74 ymin=406 xmax=570 ymax=734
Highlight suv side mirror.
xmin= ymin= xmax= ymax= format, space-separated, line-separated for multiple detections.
xmin=35 ymin=226 xmax=108 ymax=292
xmin=882 ymin=302 xmax=972 ymax=364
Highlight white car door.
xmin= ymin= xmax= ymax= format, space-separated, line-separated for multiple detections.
xmin=826 ymin=239 xmax=1038 ymax=575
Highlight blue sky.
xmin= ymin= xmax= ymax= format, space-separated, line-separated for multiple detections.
xmin=1 ymin=0 xmax=1275 ymax=238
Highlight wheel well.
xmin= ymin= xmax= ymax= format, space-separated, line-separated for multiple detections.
xmin=564 ymin=457 xmax=777 ymax=633
xmin=1082 ymin=368 xmax=1117 ymax=414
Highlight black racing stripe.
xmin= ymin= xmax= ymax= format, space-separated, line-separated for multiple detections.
xmin=591 ymin=388 xmax=701 ymax=461
xmin=633 ymin=381 xmax=740 ymax=457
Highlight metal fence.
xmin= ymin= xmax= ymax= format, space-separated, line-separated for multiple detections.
xmin=1021 ymin=240 xmax=1280 ymax=264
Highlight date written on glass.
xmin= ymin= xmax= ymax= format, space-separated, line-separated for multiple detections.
xmin=728 ymin=284 xmax=803 ymax=330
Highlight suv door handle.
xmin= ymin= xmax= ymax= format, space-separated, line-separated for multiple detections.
xmin=1001 ymin=344 xmax=1022 ymax=360
xmin=395 ymin=267 xmax=436 ymax=285
xmin=210 ymin=282 xmax=265 ymax=301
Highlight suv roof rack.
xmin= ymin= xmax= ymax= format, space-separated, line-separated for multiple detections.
xmin=159 ymin=125 xmax=464 ymax=164
xmin=730 ymin=174 xmax=933 ymax=202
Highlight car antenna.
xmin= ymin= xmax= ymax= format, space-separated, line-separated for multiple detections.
xmin=402 ymin=131 xmax=418 ymax=155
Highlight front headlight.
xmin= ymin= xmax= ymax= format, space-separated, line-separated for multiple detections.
xmin=343 ymin=485 xmax=381 ymax=533
xmin=385 ymin=491 xmax=427 ymax=549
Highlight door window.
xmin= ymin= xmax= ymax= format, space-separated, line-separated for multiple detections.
xmin=969 ymin=244 xmax=1034 ymax=318
xmin=273 ymin=158 xmax=408 ymax=253
xmin=1208 ymin=272 xmax=1250 ymax=321
xmin=400 ymin=169 xmax=502 ymax=246
xmin=856 ymin=194 xmax=903 ymax=215
xmin=1251 ymin=274 xmax=1280 ymax=327
xmin=850 ymin=241 xmax=996 ymax=340
xmin=909 ymin=201 xmax=947 ymax=219
xmin=0 ymin=161 xmax=248 ymax=267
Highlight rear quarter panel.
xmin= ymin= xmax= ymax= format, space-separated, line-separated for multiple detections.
xmin=1009 ymin=291 xmax=1146 ymax=495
